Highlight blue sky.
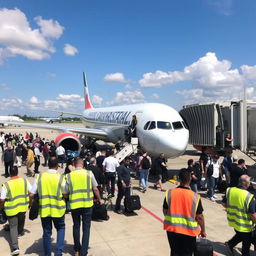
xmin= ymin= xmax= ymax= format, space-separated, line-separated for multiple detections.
xmin=1 ymin=0 xmax=256 ymax=115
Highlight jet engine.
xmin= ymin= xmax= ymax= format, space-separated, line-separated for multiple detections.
xmin=55 ymin=133 xmax=81 ymax=153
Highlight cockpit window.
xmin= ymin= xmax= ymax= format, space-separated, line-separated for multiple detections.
xmin=157 ymin=121 xmax=172 ymax=129
xmin=144 ymin=121 xmax=150 ymax=130
xmin=182 ymin=121 xmax=188 ymax=129
xmin=172 ymin=121 xmax=183 ymax=130
xmin=148 ymin=121 xmax=156 ymax=130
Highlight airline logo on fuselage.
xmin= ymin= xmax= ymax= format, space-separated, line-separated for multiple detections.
xmin=86 ymin=111 xmax=131 ymax=125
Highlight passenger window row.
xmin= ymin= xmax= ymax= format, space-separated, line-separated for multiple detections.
xmin=144 ymin=121 xmax=186 ymax=130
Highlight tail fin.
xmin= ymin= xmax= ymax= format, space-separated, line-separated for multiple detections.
xmin=83 ymin=72 xmax=93 ymax=110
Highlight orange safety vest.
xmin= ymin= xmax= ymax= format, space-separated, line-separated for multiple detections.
xmin=163 ymin=187 xmax=201 ymax=237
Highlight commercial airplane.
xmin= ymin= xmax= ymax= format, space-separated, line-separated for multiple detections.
xmin=0 ymin=116 xmax=24 ymax=127
xmin=40 ymin=116 xmax=62 ymax=123
xmin=7 ymin=73 xmax=189 ymax=157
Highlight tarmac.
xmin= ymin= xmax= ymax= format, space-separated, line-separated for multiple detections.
xmin=0 ymin=124 xmax=256 ymax=256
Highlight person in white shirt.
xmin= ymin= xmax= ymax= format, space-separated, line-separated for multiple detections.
xmin=102 ymin=150 xmax=119 ymax=197
xmin=33 ymin=144 xmax=41 ymax=175
xmin=56 ymin=145 xmax=65 ymax=168
xmin=0 ymin=132 xmax=5 ymax=152
xmin=206 ymin=154 xmax=222 ymax=201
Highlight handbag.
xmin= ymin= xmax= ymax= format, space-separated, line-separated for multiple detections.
xmin=0 ymin=210 xmax=7 ymax=224
xmin=29 ymin=194 xmax=39 ymax=220
xmin=194 ymin=238 xmax=213 ymax=256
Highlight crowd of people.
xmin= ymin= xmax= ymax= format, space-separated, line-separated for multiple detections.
xmin=1 ymin=130 xmax=256 ymax=256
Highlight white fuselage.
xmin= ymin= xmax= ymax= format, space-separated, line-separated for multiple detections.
xmin=0 ymin=116 xmax=24 ymax=127
xmin=81 ymin=103 xmax=189 ymax=158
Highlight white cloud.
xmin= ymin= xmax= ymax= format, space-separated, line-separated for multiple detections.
xmin=0 ymin=8 xmax=64 ymax=64
xmin=29 ymin=96 xmax=39 ymax=104
xmin=108 ymin=90 xmax=145 ymax=105
xmin=63 ymin=43 xmax=78 ymax=56
xmin=0 ymin=98 xmax=24 ymax=111
xmin=151 ymin=93 xmax=160 ymax=100
xmin=57 ymin=94 xmax=83 ymax=102
xmin=35 ymin=16 xmax=64 ymax=39
xmin=91 ymin=95 xmax=103 ymax=105
xmin=104 ymin=73 xmax=127 ymax=83
xmin=140 ymin=52 xmax=243 ymax=88
xmin=241 ymin=65 xmax=256 ymax=81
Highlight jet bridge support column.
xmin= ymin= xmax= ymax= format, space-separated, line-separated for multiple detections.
xmin=240 ymin=100 xmax=248 ymax=153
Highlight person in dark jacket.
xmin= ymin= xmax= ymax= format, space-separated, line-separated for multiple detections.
xmin=2 ymin=144 xmax=16 ymax=178
xmin=87 ymin=157 xmax=105 ymax=196
xmin=115 ymin=157 xmax=131 ymax=214
xmin=230 ymin=158 xmax=247 ymax=187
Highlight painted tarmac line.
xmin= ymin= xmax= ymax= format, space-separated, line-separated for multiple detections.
xmin=140 ymin=204 xmax=220 ymax=256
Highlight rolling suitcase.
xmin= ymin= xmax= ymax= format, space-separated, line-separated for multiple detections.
xmin=194 ymin=239 xmax=213 ymax=256
xmin=124 ymin=187 xmax=141 ymax=212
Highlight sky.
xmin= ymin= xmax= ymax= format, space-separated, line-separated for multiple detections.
xmin=1 ymin=0 xmax=256 ymax=116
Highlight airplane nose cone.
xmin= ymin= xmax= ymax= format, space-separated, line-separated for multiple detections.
xmin=156 ymin=129 xmax=189 ymax=158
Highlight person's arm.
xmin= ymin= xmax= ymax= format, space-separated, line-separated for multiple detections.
xmin=250 ymin=213 xmax=256 ymax=223
xmin=0 ymin=199 xmax=5 ymax=211
xmin=118 ymin=166 xmax=126 ymax=188
xmin=93 ymin=186 xmax=102 ymax=203
xmin=163 ymin=208 xmax=168 ymax=216
xmin=195 ymin=214 xmax=206 ymax=237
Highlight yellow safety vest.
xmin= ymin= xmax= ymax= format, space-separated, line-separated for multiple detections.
xmin=3 ymin=177 xmax=29 ymax=217
xmin=37 ymin=172 xmax=66 ymax=218
xmin=226 ymin=187 xmax=254 ymax=232
xmin=66 ymin=169 xmax=94 ymax=210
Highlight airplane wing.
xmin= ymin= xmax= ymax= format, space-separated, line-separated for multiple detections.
xmin=48 ymin=110 xmax=84 ymax=117
xmin=5 ymin=122 xmax=108 ymax=139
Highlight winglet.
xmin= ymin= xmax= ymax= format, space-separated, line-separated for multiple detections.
xmin=83 ymin=72 xmax=93 ymax=110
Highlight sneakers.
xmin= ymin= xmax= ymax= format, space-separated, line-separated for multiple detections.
xmin=213 ymin=194 xmax=218 ymax=199
xmin=210 ymin=197 xmax=216 ymax=202
xmin=142 ymin=188 xmax=146 ymax=193
xmin=11 ymin=248 xmax=20 ymax=255
xmin=225 ymin=242 xmax=234 ymax=256
xmin=153 ymin=184 xmax=157 ymax=190
xmin=114 ymin=209 xmax=123 ymax=214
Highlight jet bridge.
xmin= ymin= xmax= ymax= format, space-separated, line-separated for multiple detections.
xmin=179 ymin=100 xmax=256 ymax=155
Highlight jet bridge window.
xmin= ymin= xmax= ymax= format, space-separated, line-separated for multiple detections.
xmin=148 ymin=121 xmax=156 ymax=130
xmin=172 ymin=121 xmax=183 ymax=130
xmin=157 ymin=121 xmax=172 ymax=129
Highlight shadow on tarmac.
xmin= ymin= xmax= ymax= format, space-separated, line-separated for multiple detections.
xmin=24 ymin=238 xmax=74 ymax=255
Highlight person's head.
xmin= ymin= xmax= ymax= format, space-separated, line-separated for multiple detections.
xmin=10 ymin=166 xmax=18 ymax=177
xmin=238 ymin=159 xmax=245 ymax=168
xmin=66 ymin=158 xmax=74 ymax=166
xmin=233 ymin=155 xmax=238 ymax=162
xmin=132 ymin=115 xmax=137 ymax=120
xmin=226 ymin=151 xmax=232 ymax=157
xmin=212 ymin=154 xmax=219 ymax=162
xmin=124 ymin=157 xmax=130 ymax=166
xmin=74 ymin=157 xmax=84 ymax=168
xmin=7 ymin=143 xmax=12 ymax=150
xmin=142 ymin=150 xmax=147 ymax=156
xmin=239 ymin=175 xmax=251 ymax=189
xmin=101 ymin=150 xmax=106 ymax=156
xmin=89 ymin=157 xmax=97 ymax=166
xmin=109 ymin=150 xmax=114 ymax=156
xmin=226 ymin=133 xmax=231 ymax=139
xmin=159 ymin=153 xmax=165 ymax=159
xmin=187 ymin=159 xmax=194 ymax=167
xmin=178 ymin=168 xmax=192 ymax=186
xmin=48 ymin=157 xmax=59 ymax=170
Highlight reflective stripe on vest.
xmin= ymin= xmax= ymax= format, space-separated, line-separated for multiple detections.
xmin=226 ymin=187 xmax=253 ymax=232
xmin=67 ymin=169 xmax=94 ymax=210
xmin=4 ymin=178 xmax=29 ymax=216
xmin=38 ymin=172 xmax=66 ymax=218
xmin=163 ymin=188 xmax=201 ymax=237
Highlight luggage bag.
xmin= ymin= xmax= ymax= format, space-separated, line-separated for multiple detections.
xmin=194 ymin=239 xmax=213 ymax=256
xmin=92 ymin=202 xmax=109 ymax=221
xmin=124 ymin=187 xmax=141 ymax=212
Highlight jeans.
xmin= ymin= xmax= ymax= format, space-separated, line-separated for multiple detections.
xmin=7 ymin=212 xmax=26 ymax=250
xmin=208 ymin=176 xmax=218 ymax=198
xmin=167 ymin=231 xmax=196 ymax=256
xmin=115 ymin=182 xmax=131 ymax=211
xmin=105 ymin=172 xmax=116 ymax=196
xmin=139 ymin=169 xmax=149 ymax=189
xmin=43 ymin=154 xmax=49 ymax=166
xmin=57 ymin=155 xmax=65 ymax=168
xmin=41 ymin=215 xmax=65 ymax=256
xmin=34 ymin=156 xmax=40 ymax=173
xmin=190 ymin=183 xmax=198 ymax=193
xmin=4 ymin=161 xmax=13 ymax=177
xmin=71 ymin=207 xmax=93 ymax=256
xmin=228 ymin=229 xmax=252 ymax=256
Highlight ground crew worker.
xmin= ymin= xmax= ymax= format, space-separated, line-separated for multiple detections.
xmin=222 ymin=175 xmax=256 ymax=256
xmin=30 ymin=157 xmax=67 ymax=256
xmin=66 ymin=157 xmax=102 ymax=256
xmin=0 ymin=166 xmax=32 ymax=256
xmin=163 ymin=168 xmax=206 ymax=256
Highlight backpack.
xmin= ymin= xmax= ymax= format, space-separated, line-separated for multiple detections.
xmin=141 ymin=156 xmax=151 ymax=169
